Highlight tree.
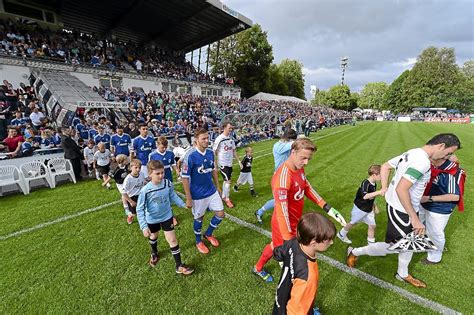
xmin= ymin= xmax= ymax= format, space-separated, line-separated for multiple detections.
xmin=358 ymin=82 xmax=388 ymax=109
xmin=401 ymin=47 xmax=461 ymax=109
xmin=278 ymin=59 xmax=305 ymax=99
xmin=263 ymin=64 xmax=288 ymax=96
xmin=209 ymin=35 xmax=238 ymax=78
xmin=462 ymin=60 xmax=474 ymax=79
xmin=325 ymin=84 xmax=354 ymax=110
xmin=311 ymin=89 xmax=329 ymax=106
xmin=209 ymin=24 xmax=274 ymax=98
xmin=384 ymin=70 xmax=410 ymax=112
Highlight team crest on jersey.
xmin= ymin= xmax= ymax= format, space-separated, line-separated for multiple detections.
xmin=198 ymin=165 xmax=214 ymax=174
xmin=294 ymin=187 xmax=304 ymax=200
xmin=278 ymin=189 xmax=287 ymax=201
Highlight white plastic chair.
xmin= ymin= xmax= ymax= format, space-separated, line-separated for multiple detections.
xmin=0 ymin=165 xmax=27 ymax=195
xmin=46 ymin=158 xmax=76 ymax=188
xmin=19 ymin=161 xmax=53 ymax=194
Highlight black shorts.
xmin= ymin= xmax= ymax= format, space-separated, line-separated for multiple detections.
xmin=127 ymin=195 xmax=139 ymax=215
xmin=148 ymin=216 xmax=175 ymax=233
xmin=385 ymin=204 xmax=414 ymax=243
xmin=97 ymin=164 xmax=110 ymax=176
xmin=219 ymin=165 xmax=233 ymax=181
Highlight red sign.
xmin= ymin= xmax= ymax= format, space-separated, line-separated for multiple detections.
xmin=424 ymin=117 xmax=470 ymax=124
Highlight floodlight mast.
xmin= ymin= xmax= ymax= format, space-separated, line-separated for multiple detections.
xmin=340 ymin=57 xmax=349 ymax=86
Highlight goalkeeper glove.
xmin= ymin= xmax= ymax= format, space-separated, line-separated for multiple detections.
xmin=323 ymin=204 xmax=347 ymax=227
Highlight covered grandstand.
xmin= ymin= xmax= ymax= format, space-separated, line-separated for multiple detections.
xmin=0 ymin=0 xmax=253 ymax=126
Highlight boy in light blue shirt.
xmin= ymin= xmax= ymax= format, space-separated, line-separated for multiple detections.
xmin=136 ymin=160 xmax=194 ymax=275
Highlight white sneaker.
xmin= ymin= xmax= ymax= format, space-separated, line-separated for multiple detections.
xmin=337 ymin=232 xmax=352 ymax=244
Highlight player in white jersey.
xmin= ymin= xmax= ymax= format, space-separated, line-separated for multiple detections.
xmin=213 ymin=121 xmax=241 ymax=208
xmin=93 ymin=142 xmax=112 ymax=189
xmin=122 ymin=159 xmax=147 ymax=224
xmin=347 ymin=133 xmax=460 ymax=288
xmin=83 ymin=139 xmax=96 ymax=177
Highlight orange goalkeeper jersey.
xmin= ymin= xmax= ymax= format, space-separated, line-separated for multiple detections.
xmin=271 ymin=161 xmax=327 ymax=241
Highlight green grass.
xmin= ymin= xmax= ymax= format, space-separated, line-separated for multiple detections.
xmin=1 ymin=122 xmax=473 ymax=314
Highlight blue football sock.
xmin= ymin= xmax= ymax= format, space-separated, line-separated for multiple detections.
xmin=257 ymin=199 xmax=275 ymax=216
xmin=193 ymin=219 xmax=203 ymax=243
xmin=205 ymin=215 xmax=223 ymax=237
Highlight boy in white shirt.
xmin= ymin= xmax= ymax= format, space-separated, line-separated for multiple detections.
xmin=93 ymin=142 xmax=112 ymax=189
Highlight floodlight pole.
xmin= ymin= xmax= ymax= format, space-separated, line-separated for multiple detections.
xmin=206 ymin=44 xmax=210 ymax=75
xmin=198 ymin=47 xmax=202 ymax=72
xmin=340 ymin=57 xmax=348 ymax=86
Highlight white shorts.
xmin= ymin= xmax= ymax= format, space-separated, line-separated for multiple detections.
xmin=192 ymin=191 xmax=224 ymax=219
xmin=350 ymin=204 xmax=376 ymax=226
xmin=237 ymin=172 xmax=253 ymax=185
xmin=116 ymin=183 xmax=125 ymax=194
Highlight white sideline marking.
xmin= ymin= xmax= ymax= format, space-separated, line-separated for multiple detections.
xmin=224 ymin=213 xmax=460 ymax=315
xmin=0 ymin=201 xmax=121 ymax=241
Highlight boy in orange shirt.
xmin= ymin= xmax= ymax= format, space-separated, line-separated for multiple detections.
xmin=273 ymin=212 xmax=336 ymax=315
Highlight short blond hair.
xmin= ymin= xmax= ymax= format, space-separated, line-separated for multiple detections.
xmin=291 ymin=138 xmax=316 ymax=152
xmin=130 ymin=159 xmax=142 ymax=168
xmin=115 ymin=154 xmax=128 ymax=165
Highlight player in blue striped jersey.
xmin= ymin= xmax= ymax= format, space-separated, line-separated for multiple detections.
xmin=93 ymin=125 xmax=111 ymax=150
xmin=181 ymin=128 xmax=224 ymax=255
xmin=131 ymin=124 xmax=156 ymax=177
xmin=110 ymin=125 xmax=132 ymax=158
xmin=149 ymin=136 xmax=179 ymax=182
xmin=136 ymin=160 xmax=194 ymax=274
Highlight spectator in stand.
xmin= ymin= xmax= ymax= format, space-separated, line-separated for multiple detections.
xmin=29 ymin=107 xmax=45 ymax=129
xmin=4 ymin=126 xmax=24 ymax=157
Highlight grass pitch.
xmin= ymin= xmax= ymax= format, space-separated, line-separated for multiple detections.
xmin=1 ymin=122 xmax=473 ymax=314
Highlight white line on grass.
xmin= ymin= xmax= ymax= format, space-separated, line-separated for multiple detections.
xmin=0 ymin=201 xmax=121 ymax=241
xmin=224 ymin=213 xmax=460 ymax=315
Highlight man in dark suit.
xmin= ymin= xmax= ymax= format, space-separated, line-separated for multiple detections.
xmin=61 ymin=128 xmax=83 ymax=180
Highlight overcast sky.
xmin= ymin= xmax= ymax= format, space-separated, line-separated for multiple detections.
xmin=222 ymin=0 xmax=473 ymax=99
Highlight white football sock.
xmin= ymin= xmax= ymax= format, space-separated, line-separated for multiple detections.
xmin=353 ymin=242 xmax=390 ymax=257
xmin=397 ymin=252 xmax=414 ymax=278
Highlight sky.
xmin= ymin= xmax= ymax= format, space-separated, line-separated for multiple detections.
xmin=221 ymin=0 xmax=474 ymax=99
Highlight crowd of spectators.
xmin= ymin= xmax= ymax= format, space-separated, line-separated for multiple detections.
xmin=0 ymin=78 xmax=356 ymax=161
xmin=0 ymin=19 xmax=231 ymax=85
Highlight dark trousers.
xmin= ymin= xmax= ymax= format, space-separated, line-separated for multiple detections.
xmin=70 ymin=158 xmax=82 ymax=179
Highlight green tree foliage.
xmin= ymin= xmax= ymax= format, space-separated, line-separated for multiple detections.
xmin=311 ymin=89 xmax=328 ymax=106
xmin=325 ymin=84 xmax=355 ymax=110
xmin=209 ymin=25 xmax=305 ymax=98
xmin=401 ymin=47 xmax=461 ymax=110
xmin=209 ymin=24 xmax=273 ymax=98
xmin=263 ymin=64 xmax=289 ymax=96
xmin=278 ymin=59 xmax=305 ymax=99
xmin=384 ymin=70 xmax=410 ymax=112
xmin=358 ymin=82 xmax=388 ymax=109
xmin=462 ymin=60 xmax=474 ymax=79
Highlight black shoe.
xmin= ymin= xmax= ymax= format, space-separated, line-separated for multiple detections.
xmin=250 ymin=190 xmax=257 ymax=197
xmin=233 ymin=185 xmax=239 ymax=192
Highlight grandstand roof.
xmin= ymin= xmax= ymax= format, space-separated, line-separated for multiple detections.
xmin=18 ymin=0 xmax=252 ymax=52
xmin=249 ymin=92 xmax=308 ymax=104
